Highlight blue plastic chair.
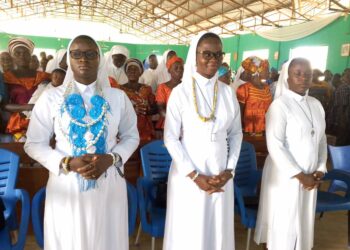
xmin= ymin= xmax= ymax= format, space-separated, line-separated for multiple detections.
xmin=316 ymin=169 xmax=350 ymax=248
xmin=140 ymin=140 xmax=172 ymax=181
xmin=31 ymin=182 xmax=138 ymax=249
xmin=135 ymin=140 xmax=171 ymax=249
xmin=234 ymin=141 xmax=262 ymax=250
xmin=136 ymin=177 xmax=166 ymax=250
xmin=328 ymin=145 xmax=350 ymax=192
xmin=0 ymin=148 xmax=30 ymax=250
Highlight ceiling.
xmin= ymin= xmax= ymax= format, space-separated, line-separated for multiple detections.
xmin=0 ymin=0 xmax=349 ymax=44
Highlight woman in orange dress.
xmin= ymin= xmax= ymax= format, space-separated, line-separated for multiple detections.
xmin=156 ymin=56 xmax=184 ymax=130
xmin=236 ymin=56 xmax=272 ymax=135
xmin=4 ymin=37 xmax=50 ymax=141
xmin=118 ymin=58 xmax=157 ymax=141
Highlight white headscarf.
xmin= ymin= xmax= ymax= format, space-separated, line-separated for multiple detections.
xmin=232 ymin=66 xmax=246 ymax=90
xmin=62 ymin=35 xmax=110 ymax=88
xmin=45 ymin=48 xmax=67 ymax=73
xmin=106 ymin=45 xmax=129 ymax=85
xmin=274 ymin=60 xmax=291 ymax=99
xmin=156 ymin=49 xmax=175 ymax=84
xmin=110 ymin=45 xmax=130 ymax=58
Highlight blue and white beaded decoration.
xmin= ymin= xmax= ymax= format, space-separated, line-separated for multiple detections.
xmin=60 ymin=82 xmax=110 ymax=191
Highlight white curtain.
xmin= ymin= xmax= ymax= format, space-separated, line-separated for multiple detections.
xmin=256 ymin=13 xmax=341 ymax=42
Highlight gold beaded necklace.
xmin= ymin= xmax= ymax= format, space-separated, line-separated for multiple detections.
xmin=192 ymin=77 xmax=218 ymax=122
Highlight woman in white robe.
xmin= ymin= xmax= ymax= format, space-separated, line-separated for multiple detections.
xmin=156 ymin=50 xmax=176 ymax=85
xmin=254 ymin=58 xmax=327 ymax=250
xmin=106 ymin=45 xmax=129 ymax=85
xmin=163 ymin=32 xmax=243 ymax=250
xmin=24 ymin=35 xmax=139 ymax=250
xmin=45 ymin=49 xmax=67 ymax=73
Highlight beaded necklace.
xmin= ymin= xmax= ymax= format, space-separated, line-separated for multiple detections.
xmin=192 ymin=77 xmax=218 ymax=122
xmin=59 ymin=81 xmax=110 ymax=191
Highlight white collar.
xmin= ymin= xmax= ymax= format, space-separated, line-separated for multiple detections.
xmin=286 ymin=88 xmax=309 ymax=102
xmin=74 ymin=80 xmax=97 ymax=94
xmin=193 ymin=71 xmax=218 ymax=86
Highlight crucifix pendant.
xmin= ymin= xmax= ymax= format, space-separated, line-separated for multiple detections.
xmin=311 ymin=129 xmax=315 ymax=136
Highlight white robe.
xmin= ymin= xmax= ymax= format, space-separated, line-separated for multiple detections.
xmin=109 ymin=66 xmax=128 ymax=85
xmin=163 ymin=72 xmax=243 ymax=250
xmin=139 ymin=68 xmax=158 ymax=93
xmin=254 ymin=89 xmax=327 ymax=250
xmin=24 ymin=81 xmax=139 ymax=250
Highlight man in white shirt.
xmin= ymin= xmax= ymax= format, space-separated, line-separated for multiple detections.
xmin=139 ymin=54 xmax=158 ymax=93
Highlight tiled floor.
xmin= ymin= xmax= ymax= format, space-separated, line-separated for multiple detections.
xmin=25 ymin=210 xmax=347 ymax=250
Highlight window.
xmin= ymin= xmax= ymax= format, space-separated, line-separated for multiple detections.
xmin=242 ymin=49 xmax=269 ymax=60
xmin=223 ymin=53 xmax=231 ymax=66
xmin=289 ymin=46 xmax=328 ymax=71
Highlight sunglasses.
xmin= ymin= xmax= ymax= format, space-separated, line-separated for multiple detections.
xmin=197 ymin=50 xmax=225 ymax=60
xmin=70 ymin=50 xmax=99 ymax=60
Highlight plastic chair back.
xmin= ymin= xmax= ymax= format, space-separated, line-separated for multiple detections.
xmin=0 ymin=149 xmax=20 ymax=196
xmin=328 ymin=145 xmax=350 ymax=192
xmin=234 ymin=141 xmax=259 ymax=196
xmin=140 ymin=140 xmax=171 ymax=182
xmin=0 ymin=148 xmax=30 ymax=250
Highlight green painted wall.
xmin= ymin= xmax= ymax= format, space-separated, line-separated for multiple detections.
xmin=1 ymin=16 xmax=349 ymax=73
xmin=223 ymin=16 xmax=350 ymax=74
xmin=0 ymin=32 xmax=188 ymax=62
xmin=278 ymin=16 xmax=350 ymax=74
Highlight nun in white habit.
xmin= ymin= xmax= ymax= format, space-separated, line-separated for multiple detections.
xmin=156 ymin=49 xmax=176 ymax=85
xmin=254 ymin=58 xmax=327 ymax=250
xmin=106 ymin=45 xmax=129 ymax=85
xmin=24 ymin=35 xmax=139 ymax=250
xmin=163 ymin=32 xmax=242 ymax=250
xmin=45 ymin=49 xmax=67 ymax=73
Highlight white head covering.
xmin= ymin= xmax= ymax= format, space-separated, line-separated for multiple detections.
xmin=274 ymin=60 xmax=291 ymax=99
xmin=105 ymin=45 xmax=129 ymax=85
xmin=182 ymin=31 xmax=220 ymax=90
xmin=110 ymin=45 xmax=130 ymax=58
xmin=124 ymin=58 xmax=144 ymax=74
xmin=232 ymin=66 xmax=246 ymax=90
xmin=62 ymin=35 xmax=110 ymax=88
xmin=156 ymin=49 xmax=175 ymax=84
xmin=45 ymin=48 xmax=67 ymax=73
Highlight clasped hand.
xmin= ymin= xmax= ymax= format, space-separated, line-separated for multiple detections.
xmin=190 ymin=170 xmax=233 ymax=195
xmin=68 ymin=154 xmax=113 ymax=180
xmin=296 ymin=171 xmax=324 ymax=191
